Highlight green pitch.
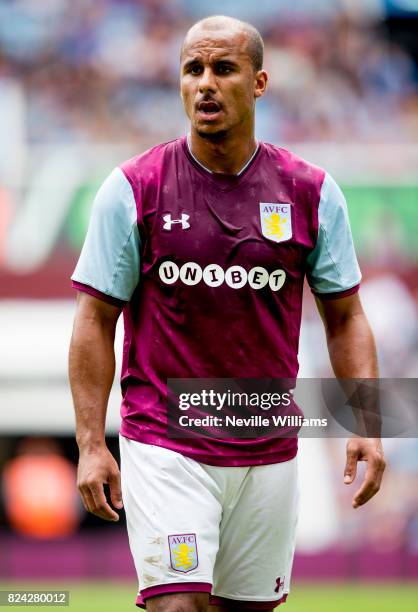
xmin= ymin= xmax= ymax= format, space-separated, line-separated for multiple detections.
xmin=1 ymin=583 xmax=417 ymax=611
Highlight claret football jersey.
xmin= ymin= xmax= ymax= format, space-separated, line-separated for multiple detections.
xmin=72 ymin=136 xmax=361 ymax=466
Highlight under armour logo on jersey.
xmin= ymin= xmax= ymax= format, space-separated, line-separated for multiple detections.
xmin=162 ymin=213 xmax=190 ymax=231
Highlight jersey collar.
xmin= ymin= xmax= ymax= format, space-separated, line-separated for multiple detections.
xmin=186 ymin=133 xmax=260 ymax=177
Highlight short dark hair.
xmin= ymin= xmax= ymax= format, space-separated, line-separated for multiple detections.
xmin=243 ymin=22 xmax=264 ymax=71
xmin=182 ymin=16 xmax=264 ymax=72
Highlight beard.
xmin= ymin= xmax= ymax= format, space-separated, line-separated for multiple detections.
xmin=196 ymin=128 xmax=229 ymax=142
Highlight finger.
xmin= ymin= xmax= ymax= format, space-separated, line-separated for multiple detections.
xmin=344 ymin=448 xmax=358 ymax=484
xmin=352 ymin=459 xmax=384 ymax=508
xmin=353 ymin=479 xmax=378 ymax=508
xmin=80 ymin=488 xmax=95 ymax=514
xmin=78 ymin=481 xmax=94 ymax=513
xmin=89 ymin=481 xmax=119 ymax=521
xmin=108 ymin=471 xmax=124 ymax=509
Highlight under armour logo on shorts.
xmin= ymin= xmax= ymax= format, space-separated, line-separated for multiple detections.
xmin=162 ymin=213 xmax=190 ymax=231
xmin=275 ymin=576 xmax=285 ymax=593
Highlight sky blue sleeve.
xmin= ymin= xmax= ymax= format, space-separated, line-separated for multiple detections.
xmin=71 ymin=167 xmax=140 ymax=302
xmin=306 ymin=172 xmax=361 ymax=296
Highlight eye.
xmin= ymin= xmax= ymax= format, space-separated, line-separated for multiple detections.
xmin=189 ymin=65 xmax=202 ymax=75
xmin=216 ymin=64 xmax=233 ymax=74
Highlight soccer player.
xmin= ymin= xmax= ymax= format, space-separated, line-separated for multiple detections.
xmin=69 ymin=15 xmax=386 ymax=612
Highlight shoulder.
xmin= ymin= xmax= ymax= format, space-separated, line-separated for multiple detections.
xmin=84 ymin=166 xmax=137 ymax=234
xmin=94 ymin=167 xmax=135 ymax=211
xmin=261 ymin=142 xmax=326 ymax=193
xmin=119 ymin=137 xmax=182 ymax=186
xmin=318 ymin=172 xmax=346 ymax=205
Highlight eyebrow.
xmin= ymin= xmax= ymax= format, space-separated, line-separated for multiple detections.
xmin=183 ymin=57 xmax=238 ymax=71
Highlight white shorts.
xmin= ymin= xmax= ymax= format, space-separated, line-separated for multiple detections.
xmin=119 ymin=435 xmax=299 ymax=609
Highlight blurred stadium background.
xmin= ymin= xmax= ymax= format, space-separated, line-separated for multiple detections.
xmin=0 ymin=0 xmax=418 ymax=610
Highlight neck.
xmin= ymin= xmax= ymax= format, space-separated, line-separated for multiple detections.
xmin=189 ymin=124 xmax=257 ymax=175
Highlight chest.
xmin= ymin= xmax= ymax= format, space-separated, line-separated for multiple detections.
xmin=138 ymin=169 xmax=317 ymax=277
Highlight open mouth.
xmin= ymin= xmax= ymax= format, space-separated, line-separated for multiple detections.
xmin=197 ymin=100 xmax=222 ymax=115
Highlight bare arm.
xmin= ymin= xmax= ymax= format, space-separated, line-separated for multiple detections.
xmin=315 ymin=292 xmax=386 ymax=508
xmin=69 ymin=291 xmax=123 ymax=521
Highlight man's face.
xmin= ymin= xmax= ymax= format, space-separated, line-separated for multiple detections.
xmin=180 ymin=28 xmax=265 ymax=139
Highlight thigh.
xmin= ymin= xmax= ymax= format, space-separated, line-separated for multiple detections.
xmin=119 ymin=435 xmax=222 ymax=607
xmin=209 ymin=607 xmax=274 ymax=612
xmin=212 ymin=456 xmax=299 ymax=608
xmin=147 ymin=592 xmax=208 ymax=612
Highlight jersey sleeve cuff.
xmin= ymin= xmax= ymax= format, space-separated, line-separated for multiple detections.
xmin=312 ymin=282 xmax=360 ymax=300
xmin=71 ymin=280 xmax=126 ymax=307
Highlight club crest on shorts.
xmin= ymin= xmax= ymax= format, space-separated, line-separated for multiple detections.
xmin=168 ymin=533 xmax=198 ymax=573
xmin=259 ymin=203 xmax=292 ymax=243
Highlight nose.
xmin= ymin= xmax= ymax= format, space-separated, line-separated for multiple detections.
xmin=198 ymin=67 xmax=217 ymax=94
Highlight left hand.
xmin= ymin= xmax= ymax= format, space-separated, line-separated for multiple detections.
xmin=344 ymin=437 xmax=386 ymax=509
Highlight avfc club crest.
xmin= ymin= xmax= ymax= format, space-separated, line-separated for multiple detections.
xmin=168 ymin=533 xmax=198 ymax=573
xmin=259 ymin=203 xmax=292 ymax=243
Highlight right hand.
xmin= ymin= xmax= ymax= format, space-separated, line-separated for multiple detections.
xmin=77 ymin=445 xmax=123 ymax=521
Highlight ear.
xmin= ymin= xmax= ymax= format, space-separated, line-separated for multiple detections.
xmin=254 ymin=70 xmax=268 ymax=99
